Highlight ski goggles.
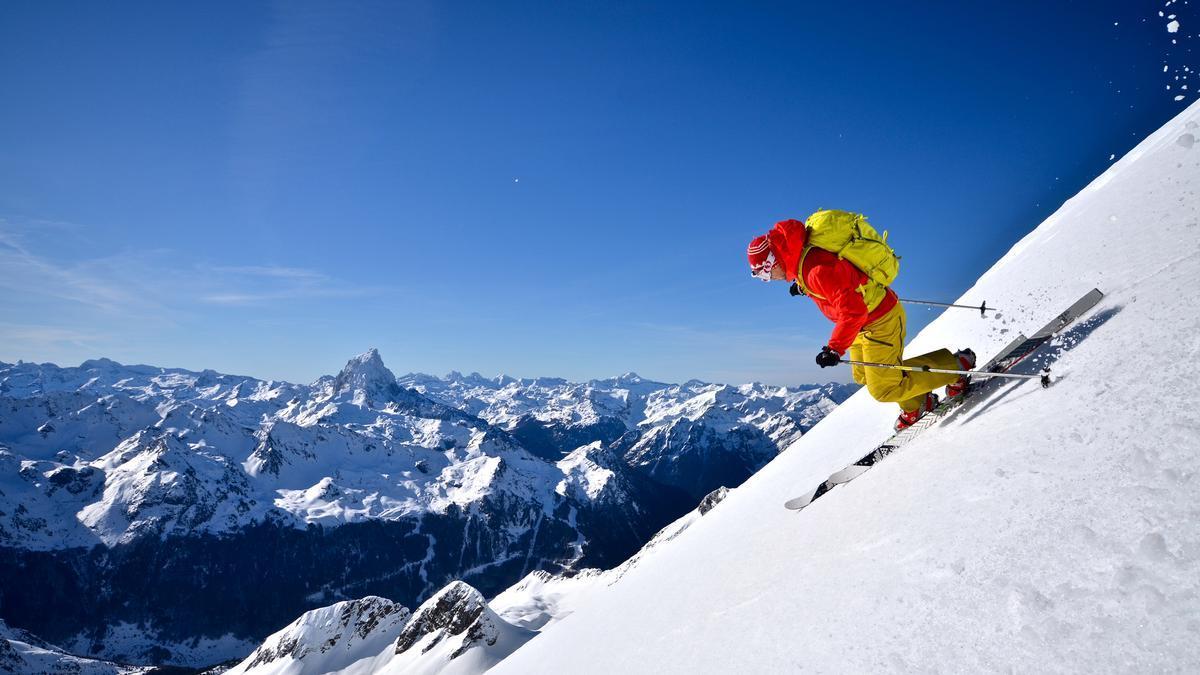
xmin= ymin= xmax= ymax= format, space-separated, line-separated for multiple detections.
xmin=750 ymin=251 xmax=776 ymax=282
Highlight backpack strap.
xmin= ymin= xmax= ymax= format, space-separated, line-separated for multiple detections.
xmin=792 ymin=246 xmax=827 ymax=301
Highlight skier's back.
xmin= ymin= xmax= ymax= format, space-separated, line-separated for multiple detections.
xmin=747 ymin=213 xmax=974 ymax=430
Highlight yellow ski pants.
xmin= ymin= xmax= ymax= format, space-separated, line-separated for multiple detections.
xmin=847 ymin=302 xmax=962 ymax=412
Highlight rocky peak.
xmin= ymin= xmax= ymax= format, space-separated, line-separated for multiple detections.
xmin=332 ymin=348 xmax=401 ymax=406
xmin=442 ymin=370 xmax=494 ymax=385
xmin=698 ymin=486 xmax=730 ymax=515
xmin=394 ymin=581 xmax=496 ymax=659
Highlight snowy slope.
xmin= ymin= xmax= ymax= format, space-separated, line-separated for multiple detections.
xmin=492 ymin=104 xmax=1200 ymax=672
xmin=489 ymin=487 xmax=728 ymax=632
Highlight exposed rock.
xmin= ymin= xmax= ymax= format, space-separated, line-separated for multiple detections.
xmin=394 ymin=581 xmax=494 ymax=659
xmin=698 ymin=486 xmax=730 ymax=515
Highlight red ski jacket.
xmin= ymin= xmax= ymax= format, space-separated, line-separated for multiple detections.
xmin=799 ymin=248 xmax=898 ymax=354
xmin=767 ymin=219 xmax=898 ymax=355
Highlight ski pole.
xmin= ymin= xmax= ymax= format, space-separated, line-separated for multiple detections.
xmin=839 ymin=358 xmax=1052 ymax=386
xmin=898 ymin=298 xmax=995 ymax=317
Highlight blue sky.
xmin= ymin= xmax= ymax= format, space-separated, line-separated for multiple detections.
xmin=0 ymin=1 xmax=1193 ymax=386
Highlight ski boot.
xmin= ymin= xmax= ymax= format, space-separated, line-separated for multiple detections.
xmin=895 ymin=392 xmax=939 ymax=431
xmin=945 ymin=348 xmax=976 ymax=398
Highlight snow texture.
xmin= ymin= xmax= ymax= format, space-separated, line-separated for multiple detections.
xmin=491 ymin=101 xmax=1200 ymax=673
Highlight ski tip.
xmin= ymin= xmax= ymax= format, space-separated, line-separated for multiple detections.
xmin=783 ymin=492 xmax=817 ymax=511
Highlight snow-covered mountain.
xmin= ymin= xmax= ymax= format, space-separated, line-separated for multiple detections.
xmin=486 ymin=101 xmax=1200 ymax=673
xmin=399 ymin=370 xmax=849 ymax=498
xmin=0 ymin=351 xmax=849 ymax=667
xmin=226 ymin=484 xmax=730 ymax=674
xmin=226 ymin=596 xmax=412 ymax=675
xmin=226 ymin=582 xmax=535 ymax=675
xmin=0 ymin=619 xmax=149 ymax=675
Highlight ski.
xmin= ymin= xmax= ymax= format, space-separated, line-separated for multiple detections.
xmin=783 ymin=288 xmax=1104 ymax=512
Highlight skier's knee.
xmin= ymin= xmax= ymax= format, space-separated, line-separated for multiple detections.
xmin=866 ymin=380 xmax=903 ymax=403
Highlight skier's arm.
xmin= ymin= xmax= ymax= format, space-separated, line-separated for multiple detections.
xmin=808 ymin=260 xmax=870 ymax=354
xmin=826 ymin=286 xmax=869 ymax=353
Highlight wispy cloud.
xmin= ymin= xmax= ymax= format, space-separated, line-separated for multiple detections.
xmin=0 ymin=322 xmax=114 ymax=366
xmin=0 ymin=219 xmax=383 ymax=316
xmin=0 ymin=323 xmax=107 ymax=345
xmin=209 ymin=265 xmax=330 ymax=280
xmin=195 ymin=264 xmax=377 ymax=306
xmin=0 ymin=222 xmax=157 ymax=314
xmin=200 ymin=287 xmax=376 ymax=306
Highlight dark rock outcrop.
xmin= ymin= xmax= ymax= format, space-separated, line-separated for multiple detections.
xmin=394 ymin=581 xmax=493 ymax=659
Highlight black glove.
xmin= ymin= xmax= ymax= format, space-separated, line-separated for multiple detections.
xmin=815 ymin=346 xmax=841 ymax=368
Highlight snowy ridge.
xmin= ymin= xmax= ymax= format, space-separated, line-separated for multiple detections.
xmin=489 ymin=103 xmax=1200 ymax=672
xmin=227 ymin=597 xmax=411 ymax=675
xmin=382 ymin=581 xmax=535 ymax=674
xmin=401 ymin=369 xmax=852 ymax=501
xmin=399 ymin=370 xmax=846 ymax=439
xmin=397 ymin=371 xmax=668 ymax=429
xmin=227 ymin=583 xmax=533 ymax=675
xmin=0 ymin=619 xmax=149 ymax=675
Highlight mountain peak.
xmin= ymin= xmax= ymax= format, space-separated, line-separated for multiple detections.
xmin=79 ymin=357 xmax=122 ymax=370
xmin=234 ymin=596 xmax=410 ymax=674
xmin=333 ymin=349 xmax=399 ymax=405
xmin=394 ymin=581 xmax=492 ymax=659
xmin=352 ymin=347 xmax=383 ymax=366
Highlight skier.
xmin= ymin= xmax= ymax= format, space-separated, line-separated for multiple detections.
xmin=747 ymin=215 xmax=975 ymax=430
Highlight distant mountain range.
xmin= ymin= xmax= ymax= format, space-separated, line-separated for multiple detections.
xmin=0 ymin=351 xmax=853 ymax=667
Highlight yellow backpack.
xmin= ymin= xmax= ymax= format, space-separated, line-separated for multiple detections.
xmin=793 ymin=209 xmax=900 ymax=311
